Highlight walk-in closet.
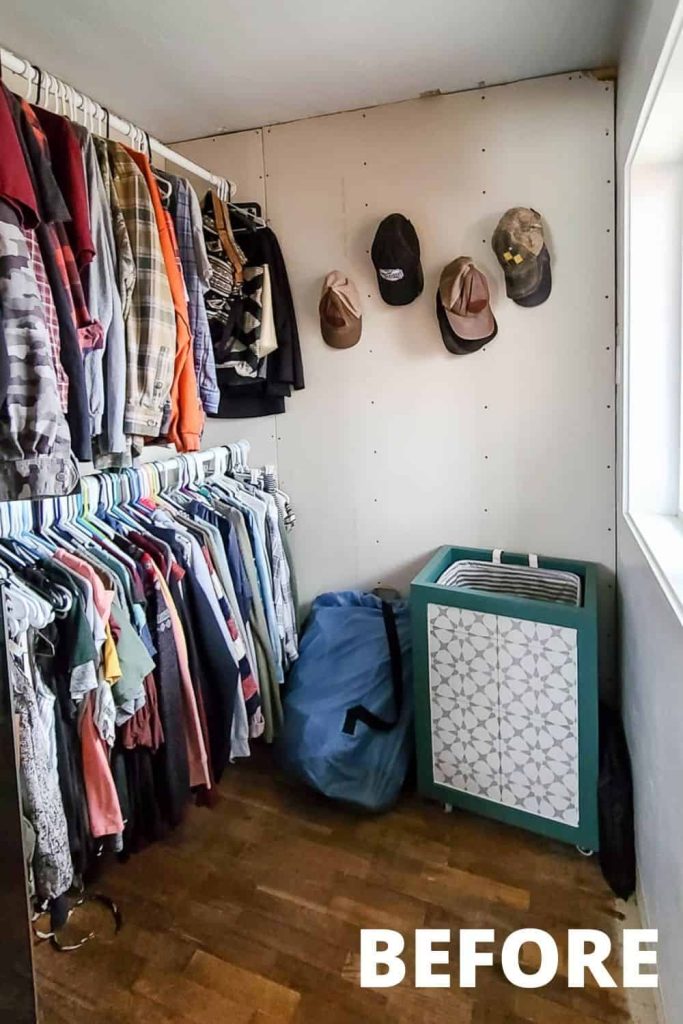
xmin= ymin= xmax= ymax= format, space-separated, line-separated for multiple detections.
xmin=0 ymin=2 xmax=680 ymax=1022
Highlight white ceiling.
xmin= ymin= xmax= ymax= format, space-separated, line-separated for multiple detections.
xmin=2 ymin=0 xmax=623 ymax=141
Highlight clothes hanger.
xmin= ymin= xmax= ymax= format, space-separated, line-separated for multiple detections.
xmin=229 ymin=202 xmax=265 ymax=232
xmin=154 ymin=170 xmax=173 ymax=202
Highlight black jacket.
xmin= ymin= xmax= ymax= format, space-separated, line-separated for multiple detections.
xmin=215 ymin=223 xmax=304 ymax=418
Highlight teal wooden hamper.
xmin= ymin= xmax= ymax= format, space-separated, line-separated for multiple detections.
xmin=410 ymin=546 xmax=600 ymax=851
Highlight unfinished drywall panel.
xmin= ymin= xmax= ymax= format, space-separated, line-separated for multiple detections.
xmin=178 ymin=73 xmax=616 ymax=677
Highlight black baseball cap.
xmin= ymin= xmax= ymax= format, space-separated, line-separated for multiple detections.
xmin=371 ymin=214 xmax=424 ymax=305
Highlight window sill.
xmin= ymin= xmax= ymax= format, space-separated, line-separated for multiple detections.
xmin=625 ymin=511 xmax=683 ymax=626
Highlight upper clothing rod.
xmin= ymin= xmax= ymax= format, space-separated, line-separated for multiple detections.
xmin=0 ymin=44 xmax=236 ymax=200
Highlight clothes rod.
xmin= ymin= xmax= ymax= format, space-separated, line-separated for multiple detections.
xmin=1 ymin=45 xmax=236 ymax=201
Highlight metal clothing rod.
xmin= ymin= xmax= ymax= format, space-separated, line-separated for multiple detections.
xmin=1 ymin=44 xmax=236 ymax=201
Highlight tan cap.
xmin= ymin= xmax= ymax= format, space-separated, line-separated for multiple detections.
xmin=319 ymin=271 xmax=362 ymax=349
xmin=436 ymin=257 xmax=497 ymax=354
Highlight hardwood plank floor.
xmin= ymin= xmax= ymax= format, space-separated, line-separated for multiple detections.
xmin=34 ymin=752 xmax=653 ymax=1023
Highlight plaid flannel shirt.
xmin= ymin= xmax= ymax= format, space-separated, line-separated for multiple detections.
xmin=107 ymin=143 xmax=175 ymax=440
xmin=0 ymin=201 xmax=78 ymax=500
xmin=22 ymin=227 xmax=69 ymax=413
xmin=19 ymin=101 xmax=102 ymax=354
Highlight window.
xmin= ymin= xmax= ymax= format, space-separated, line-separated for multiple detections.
xmin=624 ymin=13 xmax=683 ymax=623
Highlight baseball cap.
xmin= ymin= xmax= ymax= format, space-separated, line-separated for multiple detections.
xmin=436 ymin=257 xmax=497 ymax=354
xmin=371 ymin=213 xmax=424 ymax=305
xmin=319 ymin=271 xmax=362 ymax=348
xmin=492 ymin=207 xmax=552 ymax=307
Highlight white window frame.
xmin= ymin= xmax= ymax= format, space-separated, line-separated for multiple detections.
xmin=623 ymin=0 xmax=683 ymax=627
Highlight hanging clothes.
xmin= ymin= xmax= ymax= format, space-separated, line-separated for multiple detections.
xmin=1 ymin=445 xmax=298 ymax=925
xmin=0 ymin=72 xmax=305 ymax=503
xmin=214 ymin=215 xmax=304 ymax=418
xmin=125 ymin=147 xmax=202 ymax=452
xmin=72 ymin=124 xmax=127 ymax=458
xmin=4 ymin=85 xmax=92 ymax=462
xmin=106 ymin=142 xmax=176 ymax=448
xmin=159 ymin=172 xmax=220 ymax=416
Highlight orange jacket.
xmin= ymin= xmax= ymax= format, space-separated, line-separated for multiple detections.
xmin=125 ymin=147 xmax=203 ymax=452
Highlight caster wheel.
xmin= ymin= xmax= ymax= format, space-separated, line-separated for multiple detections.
xmin=443 ymin=803 xmax=453 ymax=814
xmin=576 ymin=845 xmax=595 ymax=857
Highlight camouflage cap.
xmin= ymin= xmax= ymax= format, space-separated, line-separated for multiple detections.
xmin=492 ymin=207 xmax=552 ymax=306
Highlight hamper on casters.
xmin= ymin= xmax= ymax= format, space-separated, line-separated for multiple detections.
xmin=410 ymin=546 xmax=599 ymax=851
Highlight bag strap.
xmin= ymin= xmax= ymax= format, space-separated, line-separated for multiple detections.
xmin=342 ymin=601 xmax=403 ymax=736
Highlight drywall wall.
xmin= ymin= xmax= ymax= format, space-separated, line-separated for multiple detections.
xmin=175 ymin=72 xmax=617 ymax=660
xmin=617 ymin=2 xmax=683 ymax=1022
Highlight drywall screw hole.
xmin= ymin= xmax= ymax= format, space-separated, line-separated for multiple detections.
xmin=363 ymin=161 xmax=367 ymax=166
xmin=606 ymin=228 xmax=611 ymax=233
xmin=482 ymin=190 xmax=486 ymax=194
xmin=605 ymin=130 xmax=610 ymax=136
xmin=376 ymin=540 xmax=380 ymax=544
xmin=481 ymin=95 xmax=486 ymax=100
xmin=484 ymin=508 xmax=488 ymax=513
xmin=607 ymin=179 xmax=612 ymax=184
xmin=485 ymin=455 xmax=489 ymax=460
xmin=484 ymin=405 xmax=488 ymax=409
xmin=607 ymin=466 xmax=612 ymax=470
xmin=608 ymin=527 xmax=612 ymax=532
xmin=607 ymin=404 xmax=612 ymax=409
xmin=482 ymin=148 xmax=486 ymax=152
xmin=606 ymin=346 xmax=611 ymax=351
xmin=362 ymin=113 xmax=366 ymax=118
xmin=365 ymin=203 xmax=369 ymax=207
xmin=482 ymin=239 xmax=486 ymax=244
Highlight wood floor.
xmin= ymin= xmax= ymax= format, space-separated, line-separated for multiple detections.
xmin=35 ymin=753 xmax=651 ymax=1024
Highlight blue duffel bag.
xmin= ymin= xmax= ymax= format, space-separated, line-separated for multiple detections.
xmin=278 ymin=591 xmax=414 ymax=812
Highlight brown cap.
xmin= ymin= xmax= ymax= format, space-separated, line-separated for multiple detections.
xmin=319 ymin=271 xmax=362 ymax=348
xmin=492 ymin=207 xmax=552 ymax=306
xmin=436 ymin=257 xmax=497 ymax=354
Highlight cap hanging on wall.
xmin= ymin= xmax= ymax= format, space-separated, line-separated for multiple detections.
xmin=492 ymin=207 xmax=552 ymax=307
xmin=371 ymin=213 xmax=424 ymax=305
xmin=436 ymin=257 xmax=497 ymax=354
xmin=319 ymin=271 xmax=362 ymax=348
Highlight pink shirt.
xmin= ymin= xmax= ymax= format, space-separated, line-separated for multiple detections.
xmin=79 ymin=692 xmax=124 ymax=837
xmin=54 ymin=549 xmax=114 ymax=623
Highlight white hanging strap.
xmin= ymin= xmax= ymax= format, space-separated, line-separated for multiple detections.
xmin=528 ymin=553 xmax=539 ymax=568
xmin=492 ymin=548 xmax=503 ymax=564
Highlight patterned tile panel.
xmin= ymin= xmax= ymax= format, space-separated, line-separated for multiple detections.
xmin=499 ymin=714 xmax=579 ymax=826
xmin=428 ymin=603 xmax=497 ymax=640
xmin=427 ymin=603 xmax=580 ymax=827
